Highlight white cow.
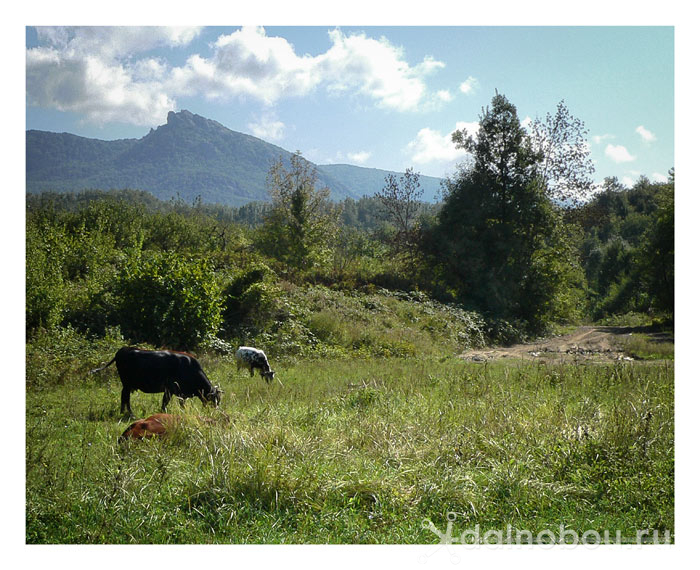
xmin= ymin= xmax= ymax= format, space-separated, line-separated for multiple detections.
xmin=234 ymin=346 xmax=275 ymax=383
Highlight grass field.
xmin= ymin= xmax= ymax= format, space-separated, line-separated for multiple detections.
xmin=26 ymin=350 xmax=673 ymax=544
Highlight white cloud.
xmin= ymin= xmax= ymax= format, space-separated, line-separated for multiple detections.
xmin=347 ymin=151 xmax=371 ymax=164
xmin=436 ymin=90 xmax=454 ymax=103
xmin=636 ymin=125 xmax=657 ymax=142
xmin=459 ymin=76 xmax=478 ymax=95
xmin=325 ymin=150 xmax=372 ymax=165
xmin=26 ymin=49 xmax=176 ymax=125
xmin=592 ymin=134 xmax=615 ymax=144
xmin=247 ymin=114 xmax=286 ymax=141
xmin=131 ymin=58 xmax=170 ymax=82
xmin=27 ymin=26 xmax=202 ymax=126
xmin=620 ymin=171 xmax=668 ymax=186
xmin=318 ymin=29 xmax=444 ymax=112
xmin=173 ymin=26 xmax=320 ymax=103
xmin=605 ymin=144 xmax=636 ymax=163
xmin=27 ymin=26 xmax=448 ymax=125
xmin=171 ymin=26 xmax=445 ymax=111
xmin=407 ymin=121 xmax=479 ymax=165
xmin=34 ymin=26 xmax=202 ymax=60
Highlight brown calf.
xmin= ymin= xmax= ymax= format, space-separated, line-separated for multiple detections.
xmin=118 ymin=413 xmax=181 ymax=442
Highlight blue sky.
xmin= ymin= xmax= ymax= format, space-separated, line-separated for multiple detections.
xmin=26 ymin=24 xmax=673 ymax=188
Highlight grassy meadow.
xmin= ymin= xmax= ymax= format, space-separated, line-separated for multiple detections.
xmin=26 ymin=347 xmax=673 ymax=544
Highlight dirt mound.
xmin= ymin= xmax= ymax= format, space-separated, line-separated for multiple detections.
xmin=459 ymin=326 xmax=663 ymax=363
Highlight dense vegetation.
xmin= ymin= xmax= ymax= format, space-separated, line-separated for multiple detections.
xmin=26 ymin=93 xmax=674 ymax=544
xmin=26 ymin=94 xmax=674 ymax=352
xmin=575 ymin=174 xmax=675 ymax=319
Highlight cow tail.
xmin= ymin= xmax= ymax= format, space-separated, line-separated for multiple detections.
xmin=90 ymin=355 xmax=117 ymax=375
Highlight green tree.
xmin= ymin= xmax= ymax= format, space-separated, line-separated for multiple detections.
xmin=259 ymin=152 xmax=339 ymax=271
xmin=640 ymin=177 xmax=674 ymax=314
xmin=374 ymin=167 xmax=424 ymax=263
xmin=451 ymin=92 xmax=540 ymax=227
xmin=574 ymin=172 xmax=673 ymax=319
xmin=430 ymin=92 xmax=583 ymax=329
xmin=530 ymin=100 xmax=595 ymax=207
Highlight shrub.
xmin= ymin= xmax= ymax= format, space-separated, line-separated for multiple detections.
xmin=221 ymin=264 xmax=280 ymax=338
xmin=484 ymin=318 xmax=529 ymax=346
xmin=114 ymin=251 xmax=222 ymax=349
xmin=26 ymin=221 xmax=68 ymax=333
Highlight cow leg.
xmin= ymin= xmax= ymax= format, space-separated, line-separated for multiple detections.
xmin=162 ymin=390 xmax=171 ymax=412
xmin=121 ymin=387 xmax=132 ymax=416
xmin=249 ymin=366 xmax=254 ymax=377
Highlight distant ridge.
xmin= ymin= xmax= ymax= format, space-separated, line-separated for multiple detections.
xmin=26 ymin=110 xmax=444 ymax=206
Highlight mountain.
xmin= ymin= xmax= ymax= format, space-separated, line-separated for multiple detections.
xmin=317 ymin=164 xmax=443 ymax=203
xmin=26 ymin=110 xmax=444 ymax=206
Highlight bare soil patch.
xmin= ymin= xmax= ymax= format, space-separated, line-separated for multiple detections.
xmin=460 ymin=325 xmax=673 ymax=363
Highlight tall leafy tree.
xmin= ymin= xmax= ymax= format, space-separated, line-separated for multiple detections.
xmin=451 ymin=92 xmax=540 ymax=226
xmin=259 ymin=152 xmax=339 ymax=270
xmin=638 ymin=174 xmax=674 ymax=315
xmin=530 ymin=100 xmax=595 ymax=207
xmin=374 ymin=167 xmax=424 ymax=262
xmin=115 ymin=251 xmax=223 ymax=349
xmin=573 ymin=172 xmax=673 ymax=319
xmin=430 ymin=92 xmax=583 ymax=329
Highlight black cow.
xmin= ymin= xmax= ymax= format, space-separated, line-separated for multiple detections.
xmin=91 ymin=347 xmax=223 ymax=415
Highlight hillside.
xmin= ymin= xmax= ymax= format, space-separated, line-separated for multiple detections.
xmin=26 ymin=110 xmax=444 ymax=206
xmin=318 ymin=164 xmax=442 ymax=203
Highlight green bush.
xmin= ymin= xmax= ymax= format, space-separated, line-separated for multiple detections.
xmin=114 ymin=251 xmax=223 ymax=349
xmin=221 ymin=264 xmax=280 ymax=338
xmin=26 ymin=221 xmax=68 ymax=332
xmin=144 ymin=210 xmax=215 ymax=252
xmin=26 ymin=325 xmax=125 ymax=388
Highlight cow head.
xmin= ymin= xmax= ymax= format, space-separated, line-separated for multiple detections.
xmin=262 ymin=370 xmax=275 ymax=383
xmin=207 ymin=385 xmax=223 ymax=406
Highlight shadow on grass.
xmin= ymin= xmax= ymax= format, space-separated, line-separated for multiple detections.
xmin=594 ymin=325 xmax=674 ymax=344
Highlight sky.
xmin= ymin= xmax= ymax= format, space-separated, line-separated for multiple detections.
xmin=25 ymin=24 xmax=674 ymax=188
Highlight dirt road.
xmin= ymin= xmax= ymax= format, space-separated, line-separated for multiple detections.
xmin=459 ymin=325 xmax=671 ymax=363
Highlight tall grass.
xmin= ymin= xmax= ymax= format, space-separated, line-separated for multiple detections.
xmin=623 ymin=333 xmax=675 ymax=360
xmin=26 ymin=352 xmax=673 ymax=544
